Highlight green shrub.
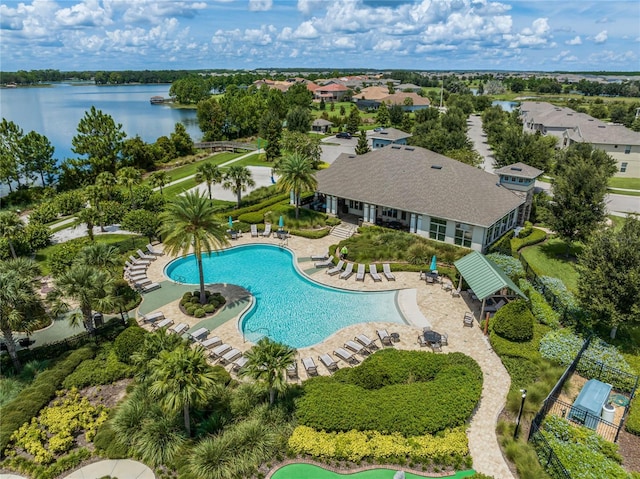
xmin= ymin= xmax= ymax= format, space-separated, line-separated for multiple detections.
xmin=52 ymin=190 xmax=84 ymax=216
xmin=204 ymin=304 xmax=215 ymax=313
xmin=29 ymin=202 xmax=58 ymax=224
xmin=0 ymin=347 xmax=94 ymax=455
xmin=326 ymin=217 xmax=341 ymax=227
xmin=490 ymin=322 xmax=550 ymax=360
xmin=62 ymin=348 xmax=133 ymax=389
xmin=228 ymin=193 xmax=290 ymax=219
xmin=296 ymin=350 xmax=482 ymax=436
xmin=186 ymin=305 xmax=197 ymax=315
xmin=237 ymin=212 xmax=265 ymax=224
xmin=486 ymin=253 xmax=524 ymax=282
xmin=47 ymin=238 xmax=89 ymax=277
xmin=519 ymin=279 xmax=560 ymax=328
xmin=488 ymin=230 xmax=514 ymax=255
xmin=492 ymin=300 xmax=534 ymax=342
xmin=93 ymin=421 xmax=129 ymax=459
xmin=626 ymin=394 xmax=640 ymax=436
xmin=511 ymin=228 xmax=546 ymax=252
xmin=289 ymin=228 xmax=330 ymax=239
xmin=113 ymin=326 xmax=146 ymax=364
xmin=194 ymin=308 xmax=206 ymax=318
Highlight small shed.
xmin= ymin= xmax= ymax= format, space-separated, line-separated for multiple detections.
xmin=312 ymin=118 xmax=333 ymax=133
xmin=568 ymin=379 xmax=612 ymax=429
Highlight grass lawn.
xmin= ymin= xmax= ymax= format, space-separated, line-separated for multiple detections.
xmin=141 ymin=152 xmax=241 ymax=187
xmin=608 ymin=177 xmax=640 ymax=190
xmin=228 ymin=152 xmax=272 ymax=168
xmin=520 ymin=238 xmax=581 ymax=292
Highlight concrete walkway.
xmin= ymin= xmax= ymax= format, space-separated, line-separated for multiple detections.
xmin=62 ymin=459 xmax=154 ymax=479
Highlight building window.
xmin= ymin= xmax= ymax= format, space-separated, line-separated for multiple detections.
xmin=620 ymin=162 xmax=628 ymax=173
xmin=499 ymin=214 xmax=509 ymax=234
xmin=381 ymin=207 xmax=397 ymax=218
xmin=349 ymin=200 xmax=362 ymax=210
xmin=429 ymin=217 xmax=447 ymax=241
xmin=455 ymin=223 xmax=473 ymax=247
xmin=625 ymin=145 xmax=631 ymax=154
xmin=486 ymin=225 xmax=494 ymax=244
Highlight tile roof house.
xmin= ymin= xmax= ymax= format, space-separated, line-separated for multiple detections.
xmin=314 ymin=83 xmax=349 ymax=102
xmin=316 ymin=145 xmax=525 ymax=252
xmin=520 ymin=101 xmax=640 ymax=177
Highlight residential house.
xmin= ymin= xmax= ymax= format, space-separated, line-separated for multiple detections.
xmin=493 ymin=163 xmax=543 ymax=225
xmin=316 ymin=145 xmax=525 ymax=252
xmin=520 ymin=101 xmax=640 ymax=177
xmin=370 ymin=128 xmax=412 ymax=149
xmin=312 ymin=119 xmax=333 ymax=134
xmin=395 ymin=83 xmax=423 ymax=93
xmin=314 ymin=83 xmax=349 ymax=102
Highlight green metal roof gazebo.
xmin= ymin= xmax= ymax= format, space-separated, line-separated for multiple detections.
xmin=454 ymin=251 xmax=527 ymax=319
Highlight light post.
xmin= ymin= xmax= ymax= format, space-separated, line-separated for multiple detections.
xmin=514 ymin=389 xmax=527 ymax=440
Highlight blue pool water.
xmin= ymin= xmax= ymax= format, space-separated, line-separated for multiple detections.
xmin=164 ymin=244 xmax=406 ymax=348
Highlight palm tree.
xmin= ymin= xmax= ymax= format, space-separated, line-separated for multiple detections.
xmin=117 ymin=166 xmax=142 ymax=208
xmin=275 ymin=152 xmax=318 ymax=219
xmin=132 ymin=329 xmax=185 ymax=383
xmin=75 ymin=207 xmax=100 ymax=241
xmin=84 ymin=185 xmax=106 ymax=232
xmin=239 ymin=337 xmax=296 ymax=405
xmin=149 ymin=171 xmax=172 ymax=195
xmin=0 ymin=258 xmax=46 ymax=371
xmin=149 ymin=344 xmax=218 ymax=437
xmin=49 ymin=264 xmax=114 ymax=332
xmin=159 ymin=191 xmax=229 ymax=304
xmin=76 ymin=243 xmax=120 ymax=272
xmin=222 ymin=165 xmax=255 ymax=208
xmin=0 ymin=211 xmax=24 ymax=259
xmin=95 ymin=171 xmax=117 ymax=200
xmin=195 ymin=162 xmax=223 ymax=201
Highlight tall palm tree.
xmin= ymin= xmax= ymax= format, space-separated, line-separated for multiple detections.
xmin=132 ymin=330 xmax=185 ymax=383
xmin=0 ymin=258 xmax=46 ymax=371
xmin=83 ymin=185 xmax=106 ymax=232
xmin=0 ymin=211 xmax=24 ymax=259
xmin=239 ymin=337 xmax=296 ymax=405
xmin=76 ymin=243 xmax=121 ymax=273
xmin=49 ymin=264 xmax=114 ymax=332
xmin=117 ymin=166 xmax=142 ymax=208
xmin=222 ymin=165 xmax=255 ymax=208
xmin=149 ymin=171 xmax=172 ymax=195
xmin=95 ymin=171 xmax=117 ymax=200
xmin=149 ymin=344 xmax=218 ymax=437
xmin=195 ymin=162 xmax=223 ymax=201
xmin=159 ymin=191 xmax=229 ymax=304
xmin=275 ymin=152 xmax=318 ymax=219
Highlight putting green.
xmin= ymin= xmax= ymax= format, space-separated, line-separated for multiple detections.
xmin=270 ymin=464 xmax=476 ymax=479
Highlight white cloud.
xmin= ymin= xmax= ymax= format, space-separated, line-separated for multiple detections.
xmin=113 ymin=1 xmax=207 ymax=24
xmin=373 ymin=38 xmax=401 ymax=51
xmin=565 ymin=35 xmax=581 ymax=45
xmin=293 ymin=21 xmax=318 ymax=39
xmin=504 ymin=17 xmax=551 ymax=48
xmin=297 ymin=0 xmax=325 ymax=15
xmin=334 ymin=36 xmax=355 ymax=48
xmin=594 ymin=30 xmax=607 ymax=44
xmin=553 ymin=50 xmax=577 ymax=62
xmin=55 ymin=0 xmax=113 ymax=27
xmin=248 ymin=0 xmax=273 ymax=12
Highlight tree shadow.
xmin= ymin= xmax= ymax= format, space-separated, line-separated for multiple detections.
xmin=539 ymin=240 xmax=584 ymax=263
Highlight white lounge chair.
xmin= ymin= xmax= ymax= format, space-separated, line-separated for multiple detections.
xmin=355 ymin=334 xmax=378 ymax=350
xmin=345 ymin=340 xmax=369 ymax=356
xmin=463 ymin=312 xmax=474 ymax=327
xmin=134 ymin=278 xmax=152 ymax=288
xmin=220 ymin=348 xmax=242 ymax=365
xmin=377 ymin=329 xmax=392 ymax=346
xmin=125 ymin=261 xmax=147 ymax=272
xmin=339 ymin=262 xmax=354 ymax=279
xmin=142 ymin=311 xmax=164 ymax=323
xmin=369 ymin=264 xmax=382 ymax=282
xmin=382 ymin=263 xmax=395 ymax=281
xmin=334 ymin=347 xmax=359 ymax=365
xmin=129 ymin=255 xmax=151 ymax=266
xmin=311 ymin=251 xmax=329 ymax=261
xmin=261 ymin=223 xmax=272 ymax=237
xmin=155 ymin=318 xmax=174 ymax=330
xmin=355 ymin=264 xmax=365 ymax=281
xmin=327 ymin=260 xmax=345 ymax=276
xmin=141 ymin=282 xmax=161 ymax=293
xmin=232 ymin=356 xmax=248 ymax=372
xmin=210 ymin=344 xmax=232 ymax=359
xmin=146 ymin=243 xmax=164 ymax=256
xmin=200 ymin=336 xmax=222 ymax=349
xmin=302 ymin=357 xmax=317 ymax=376
xmin=286 ymin=360 xmax=299 ymax=379
xmin=251 ymin=224 xmax=259 ymax=237
xmin=137 ymin=249 xmax=156 ymax=261
xmin=318 ymin=353 xmax=339 ymax=373
xmin=189 ymin=327 xmax=209 ymax=342
xmin=128 ymin=274 xmax=148 ymax=283
xmin=170 ymin=323 xmax=189 ymax=335
xmin=315 ymin=255 xmax=334 ymax=268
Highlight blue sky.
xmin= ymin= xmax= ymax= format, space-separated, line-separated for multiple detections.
xmin=1 ymin=0 xmax=638 ymax=72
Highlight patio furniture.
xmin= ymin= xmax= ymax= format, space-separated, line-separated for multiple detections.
xmin=327 ymin=260 xmax=345 ymax=276
xmin=424 ymin=330 xmax=442 ymax=345
xmin=382 ymin=263 xmax=395 ymax=281
xmin=311 ymin=251 xmax=329 ymax=261
xmin=369 ymin=264 xmax=382 ymax=282
xmin=220 ymin=348 xmax=242 ymax=365
xmin=170 ymin=323 xmax=189 ymax=335
xmin=440 ymin=332 xmax=449 ymax=346
xmin=430 ymin=342 xmax=442 ymax=353
xmin=251 ymin=224 xmax=259 ymax=237
xmin=154 ymin=318 xmax=174 ymax=330
xmin=232 ymin=356 xmax=248 ymax=373
xmin=141 ymin=282 xmax=161 ymax=293
xmin=355 ymin=264 xmax=365 ymax=281
xmin=287 ymin=360 xmax=299 ymax=379
xmin=146 ymin=244 xmax=164 ymax=256
xmin=339 ymin=262 xmax=354 ymax=279
xmin=314 ymin=255 xmax=334 ymax=268
xmin=189 ymin=327 xmax=209 ymax=342
xmin=463 ymin=312 xmax=474 ymax=327
xmin=377 ymin=329 xmax=393 ymax=346
xmin=302 ymin=357 xmax=317 ymax=376
xmin=441 ymin=281 xmax=453 ymax=292
xmin=261 ymin=223 xmax=272 ymax=237
xmin=210 ymin=344 xmax=232 ymax=359
xmin=319 ymin=353 xmax=339 ymax=373
xmin=355 ymin=334 xmax=378 ymax=350
xmin=390 ymin=332 xmax=400 ymax=343
xmin=137 ymin=249 xmax=156 ymax=261
xmin=200 ymin=336 xmax=222 ymax=349
xmin=345 ymin=340 xmax=369 ymax=356
xmin=334 ymin=347 xmax=359 ymax=365
xmin=142 ymin=311 xmax=164 ymax=323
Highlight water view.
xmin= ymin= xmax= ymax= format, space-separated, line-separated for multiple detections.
xmin=0 ymin=83 xmax=201 ymax=161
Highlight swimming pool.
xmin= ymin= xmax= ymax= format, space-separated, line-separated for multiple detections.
xmin=164 ymin=244 xmax=406 ymax=348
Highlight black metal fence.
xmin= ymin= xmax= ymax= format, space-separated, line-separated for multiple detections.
xmin=529 ymin=424 xmax=572 ymax=479
xmin=546 ymin=397 xmax=620 ymax=443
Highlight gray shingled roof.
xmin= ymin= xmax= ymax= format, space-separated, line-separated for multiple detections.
xmin=370 ymin=128 xmax=412 ymax=141
xmin=494 ymin=162 xmax=544 ymax=179
xmin=312 ymin=119 xmax=333 ymax=126
xmin=316 ymin=146 xmax=524 ymax=228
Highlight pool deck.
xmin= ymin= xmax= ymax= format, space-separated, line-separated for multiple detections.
xmin=138 ymin=233 xmax=515 ymax=479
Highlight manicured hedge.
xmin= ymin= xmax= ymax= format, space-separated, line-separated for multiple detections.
xmin=288 ymin=425 xmax=469 ymax=464
xmin=511 ymin=228 xmax=546 ymax=252
xmin=113 ymin=326 xmax=146 ymax=364
xmin=62 ymin=347 xmax=133 ymax=389
xmin=489 ymin=322 xmax=551 ymax=361
xmin=488 ymin=230 xmax=514 ymax=256
xmin=296 ymin=350 xmax=482 ymax=437
xmin=289 ymin=228 xmax=330 ymax=239
xmin=626 ymin=395 xmax=640 ymax=436
xmin=492 ymin=300 xmax=534 ymax=342
xmin=228 ymin=193 xmax=290 ymax=220
xmin=486 ymin=253 xmax=525 ymax=282
xmin=519 ymin=279 xmax=560 ymax=328
xmin=237 ymin=212 xmax=265 ymax=224
xmin=0 ymin=347 xmax=95 ymax=455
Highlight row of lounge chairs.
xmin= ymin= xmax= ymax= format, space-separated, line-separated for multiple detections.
xmin=124 ymin=245 xmax=164 ymax=293
xmin=250 ymin=224 xmax=272 ymax=238
xmin=314 ymin=257 xmax=396 ymax=282
xmin=298 ymin=333 xmax=383 ymax=376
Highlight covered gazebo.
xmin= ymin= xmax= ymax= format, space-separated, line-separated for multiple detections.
xmin=454 ymin=251 xmax=527 ymax=319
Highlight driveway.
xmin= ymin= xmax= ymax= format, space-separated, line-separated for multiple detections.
xmin=467 ymin=114 xmax=495 ymax=173
xmin=321 ymin=135 xmax=357 ymax=164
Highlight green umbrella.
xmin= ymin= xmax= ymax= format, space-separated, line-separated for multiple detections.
xmin=228 ymin=216 xmax=234 ymax=230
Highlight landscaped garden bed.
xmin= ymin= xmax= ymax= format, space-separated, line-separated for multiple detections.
xmin=179 ymin=290 xmax=226 ymax=318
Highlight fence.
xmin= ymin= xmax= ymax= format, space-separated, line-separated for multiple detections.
xmin=545 ymin=397 xmax=620 ymax=442
xmin=194 ymin=141 xmax=257 ymax=152
xmin=529 ymin=424 xmax=572 ymax=479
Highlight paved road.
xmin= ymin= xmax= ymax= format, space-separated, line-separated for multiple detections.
xmin=320 ymin=135 xmax=357 ymax=164
xmin=467 ymin=115 xmax=495 ymax=173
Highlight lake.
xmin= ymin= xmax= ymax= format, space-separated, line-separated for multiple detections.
xmin=0 ymin=83 xmax=201 ymax=161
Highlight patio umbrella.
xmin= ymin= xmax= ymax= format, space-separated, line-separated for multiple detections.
xmin=279 ymin=215 xmax=284 ymax=230
xmin=228 ymin=216 xmax=234 ymax=230
xmin=430 ymin=255 xmax=437 ymax=272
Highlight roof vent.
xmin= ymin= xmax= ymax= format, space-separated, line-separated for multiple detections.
xmin=598 ymin=125 xmax=606 ymax=128
xmin=405 ymin=147 xmax=414 ymax=151
xmin=588 ymin=119 xmax=594 ymax=121
xmin=510 ymin=167 xmax=522 ymax=172
xmin=380 ymin=131 xmax=388 ymax=135
xmin=431 ymin=165 xmax=442 ymax=170
xmin=348 ymin=155 xmax=355 ymax=158
xmin=391 ymin=145 xmax=401 ymax=149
